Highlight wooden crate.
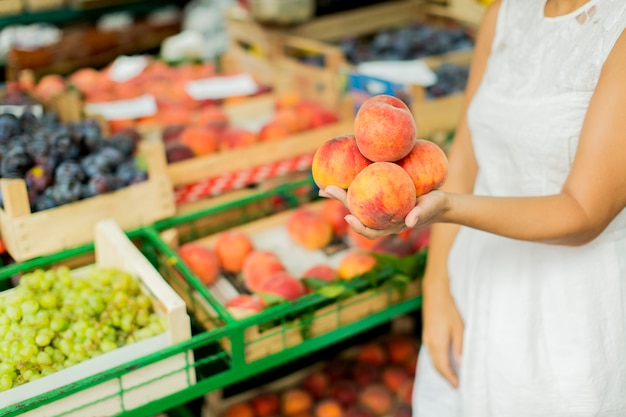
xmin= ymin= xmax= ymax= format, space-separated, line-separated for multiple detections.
xmin=23 ymin=0 xmax=64 ymax=10
xmin=158 ymin=200 xmax=422 ymax=363
xmin=156 ymin=93 xmax=354 ymax=210
xmin=200 ymin=315 xmax=418 ymax=417
xmin=0 ymin=139 xmax=175 ymax=262
xmin=0 ymin=219 xmax=195 ymax=417
xmin=429 ymin=0 xmax=486 ymax=28
xmin=0 ymin=0 xmax=23 ymax=15
xmin=223 ymin=0 xmax=477 ymax=137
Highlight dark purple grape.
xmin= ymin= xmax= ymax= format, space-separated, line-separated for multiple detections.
xmin=26 ymin=136 xmax=50 ymax=165
xmin=19 ymin=110 xmax=40 ymax=135
xmin=34 ymin=191 xmax=57 ymax=212
xmin=50 ymin=129 xmax=81 ymax=162
xmin=115 ymin=160 xmax=140 ymax=185
xmin=40 ymin=112 xmax=61 ymax=130
xmin=97 ymin=147 xmax=125 ymax=167
xmin=0 ymin=113 xmax=21 ymax=144
xmin=24 ymin=165 xmax=52 ymax=194
xmin=0 ymin=146 xmax=33 ymax=178
xmin=79 ymin=119 xmax=104 ymax=152
xmin=81 ymin=174 xmax=114 ymax=198
xmin=54 ymin=161 xmax=85 ymax=184
xmin=105 ymin=132 xmax=137 ymax=157
xmin=49 ymin=181 xmax=82 ymax=205
xmin=81 ymin=152 xmax=112 ymax=178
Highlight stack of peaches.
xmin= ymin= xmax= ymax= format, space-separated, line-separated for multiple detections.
xmin=312 ymin=94 xmax=448 ymax=230
xmin=217 ymin=331 xmax=419 ymax=417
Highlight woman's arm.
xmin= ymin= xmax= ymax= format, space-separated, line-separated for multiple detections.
xmin=422 ymin=29 xmax=626 ymax=246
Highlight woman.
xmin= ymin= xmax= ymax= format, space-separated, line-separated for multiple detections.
xmin=321 ymin=0 xmax=626 ymax=415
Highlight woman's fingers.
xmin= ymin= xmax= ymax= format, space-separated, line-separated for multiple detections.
xmin=319 ymin=185 xmax=348 ymax=206
xmin=429 ymin=339 xmax=459 ymax=388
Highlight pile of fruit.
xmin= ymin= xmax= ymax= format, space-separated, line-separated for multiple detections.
xmin=218 ymin=332 xmax=419 ymax=417
xmin=28 ymin=60 xmax=270 ymax=134
xmin=0 ymin=266 xmax=167 ymax=392
xmin=313 ymin=94 xmax=449 ymax=230
xmin=163 ymin=92 xmax=338 ymax=164
xmin=0 ymin=102 xmax=146 ymax=213
xmin=426 ymin=62 xmax=470 ymax=99
xmin=176 ymin=197 xmax=429 ymax=318
xmin=337 ymin=20 xmax=474 ymax=64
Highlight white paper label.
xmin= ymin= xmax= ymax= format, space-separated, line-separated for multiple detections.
xmin=356 ymin=59 xmax=438 ymax=87
xmin=0 ymin=104 xmax=44 ymax=118
xmin=108 ymin=55 xmax=150 ymax=83
xmin=85 ymin=94 xmax=157 ymax=120
xmin=185 ymin=73 xmax=258 ymax=100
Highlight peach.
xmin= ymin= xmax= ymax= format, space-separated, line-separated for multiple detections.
xmin=323 ymin=358 xmax=351 ymax=382
xmin=403 ymin=353 xmax=418 ymax=377
xmin=352 ymin=363 xmax=379 ymax=387
xmin=301 ymin=370 xmax=330 ymax=399
xmin=196 ymin=105 xmax=229 ymax=129
xmin=330 ymin=379 xmax=358 ymax=407
xmin=287 ymin=208 xmax=333 ymax=250
xmin=165 ymin=142 xmax=195 ymax=163
xmin=391 ymin=404 xmax=412 ymax=417
xmin=281 ymin=388 xmax=314 ymax=416
xmin=256 ymin=271 xmax=306 ymax=303
xmin=371 ymin=235 xmax=415 ymax=258
xmin=381 ymin=365 xmax=412 ymax=391
xmin=320 ymin=199 xmax=350 ymax=237
xmin=252 ymin=392 xmax=281 ymax=417
xmin=259 ymin=120 xmax=291 ymax=141
xmin=358 ymin=384 xmax=394 ymax=417
xmin=312 ymin=135 xmax=372 ymax=190
xmin=301 ymin=264 xmax=337 ymax=282
xmin=224 ymin=402 xmax=255 ymax=417
xmin=242 ymin=251 xmax=286 ymax=293
xmin=354 ymin=94 xmax=416 ymax=162
xmin=214 ymin=231 xmax=254 ymax=273
xmin=273 ymin=108 xmax=302 ymax=133
xmin=179 ymin=126 xmax=220 ymax=156
xmin=160 ymin=108 xmax=192 ymax=126
xmin=225 ymin=294 xmax=264 ymax=314
xmin=69 ymin=67 xmax=100 ymax=93
xmin=34 ymin=74 xmax=66 ymax=102
xmin=356 ymin=342 xmax=387 ymax=366
xmin=309 ymin=107 xmax=338 ymax=129
xmin=396 ymin=380 xmax=414 ymax=405
xmin=346 ymin=228 xmax=385 ymax=251
xmin=395 ymin=139 xmax=448 ymax=196
xmin=162 ymin=125 xmax=185 ymax=143
xmin=275 ymin=91 xmax=302 ymax=110
xmin=408 ymin=225 xmax=431 ymax=252
xmin=344 ymin=405 xmax=375 ymax=417
xmin=314 ymin=399 xmax=344 ymax=417
xmin=219 ymin=127 xmax=258 ymax=150
xmin=346 ymin=162 xmax=416 ymax=230
xmin=178 ymin=243 xmax=220 ymax=286
xmin=337 ymin=252 xmax=377 ymax=280
xmin=386 ymin=334 xmax=419 ymax=365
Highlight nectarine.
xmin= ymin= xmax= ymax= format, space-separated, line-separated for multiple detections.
xmin=312 ymin=135 xmax=372 ymax=189
xmin=178 ymin=243 xmax=220 ymax=286
xmin=395 ymin=139 xmax=448 ymax=196
xmin=347 ymin=162 xmax=416 ymax=230
xmin=354 ymin=94 xmax=416 ymax=162
xmin=287 ymin=209 xmax=333 ymax=250
xmin=242 ymin=251 xmax=286 ymax=293
xmin=214 ymin=231 xmax=254 ymax=273
xmin=337 ymin=252 xmax=377 ymax=280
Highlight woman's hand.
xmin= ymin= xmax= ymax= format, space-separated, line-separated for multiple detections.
xmin=319 ymin=185 xmax=449 ymax=240
xmin=422 ymin=276 xmax=464 ymax=388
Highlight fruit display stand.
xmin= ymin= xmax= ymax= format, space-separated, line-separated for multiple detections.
xmin=223 ymin=0 xmax=477 ymax=138
xmin=0 ymin=139 xmax=175 ymax=262
xmin=152 ymin=183 xmax=424 ymax=365
xmin=163 ymin=93 xmax=354 ymax=210
xmin=0 ymin=219 xmax=196 ymax=417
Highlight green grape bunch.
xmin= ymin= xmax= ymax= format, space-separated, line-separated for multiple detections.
xmin=0 ymin=266 xmax=168 ymax=392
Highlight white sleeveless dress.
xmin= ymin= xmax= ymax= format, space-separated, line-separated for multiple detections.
xmin=413 ymin=1 xmax=626 ymax=416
